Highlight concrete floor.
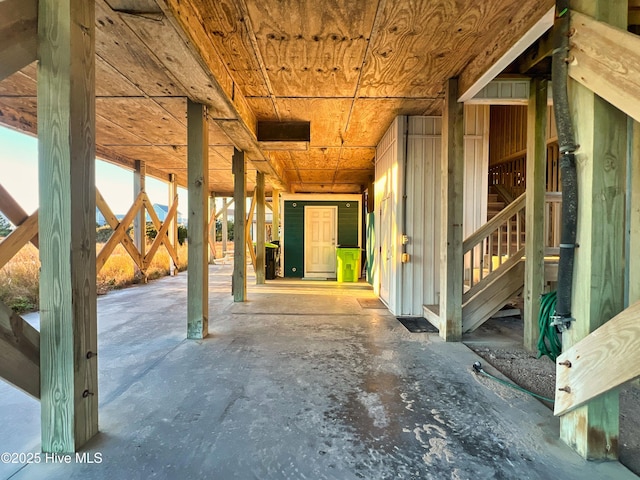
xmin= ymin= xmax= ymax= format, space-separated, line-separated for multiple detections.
xmin=0 ymin=265 xmax=636 ymax=480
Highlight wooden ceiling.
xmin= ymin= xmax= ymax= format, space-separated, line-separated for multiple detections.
xmin=0 ymin=0 xmax=554 ymax=194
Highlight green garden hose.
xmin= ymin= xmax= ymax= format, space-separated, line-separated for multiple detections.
xmin=473 ymin=362 xmax=555 ymax=403
xmin=537 ymin=291 xmax=562 ymax=362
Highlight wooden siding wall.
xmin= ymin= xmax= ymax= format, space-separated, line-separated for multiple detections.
xmin=464 ymin=105 xmax=490 ymax=237
xmin=402 ymin=117 xmax=442 ymax=315
xmin=282 ymin=200 xmax=359 ymax=278
xmin=375 ymin=108 xmax=489 ymax=316
xmin=374 ymin=117 xmax=402 ymax=313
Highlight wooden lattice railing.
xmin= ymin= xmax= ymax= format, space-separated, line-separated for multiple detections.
xmin=0 ymin=182 xmax=180 ymax=398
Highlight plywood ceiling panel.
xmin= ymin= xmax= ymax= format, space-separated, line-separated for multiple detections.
xmin=191 ymin=0 xmax=270 ymax=97
xmin=96 ymin=98 xmax=186 ymax=146
xmin=0 ymin=70 xmax=36 ymax=97
xmin=245 ymin=0 xmax=378 ymax=97
xmin=343 ymin=98 xmax=441 ymax=146
xmin=286 ymin=149 xmax=340 ymax=170
xmin=95 ymin=0 xmax=182 ymax=96
xmin=245 ymin=97 xmax=277 ymax=119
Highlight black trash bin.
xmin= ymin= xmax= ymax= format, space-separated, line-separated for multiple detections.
xmin=265 ymin=242 xmax=278 ymax=280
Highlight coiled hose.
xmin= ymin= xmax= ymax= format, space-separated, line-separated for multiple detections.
xmin=537 ymin=291 xmax=562 ymax=361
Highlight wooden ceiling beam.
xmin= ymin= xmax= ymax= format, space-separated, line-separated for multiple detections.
xmin=0 ymin=0 xmax=37 ymax=82
xmin=517 ymin=28 xmax=554 ymax=74
xmin=458 ymin=2 xmax=554 ymax=102
xmin=128 ymin=0 xmax=289 ymax=192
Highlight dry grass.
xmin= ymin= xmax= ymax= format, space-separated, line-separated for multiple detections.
xmin=0 ymin=240 xmax=189 ymax=313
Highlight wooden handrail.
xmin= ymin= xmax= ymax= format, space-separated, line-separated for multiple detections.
xmin=464 ymin=193 xmax=526 ymax=253
xmin=555 ymin=300 xmax=640 ymax=416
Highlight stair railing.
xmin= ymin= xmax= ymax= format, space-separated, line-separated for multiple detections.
xmin=463 ymin=193 xmax=526 ymax=297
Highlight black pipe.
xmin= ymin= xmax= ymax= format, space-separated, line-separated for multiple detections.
xmin=551 ymin=0 xmax=578 ymax=326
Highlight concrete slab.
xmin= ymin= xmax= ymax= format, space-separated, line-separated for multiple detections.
xmin=0 ymin=266 xmax=635 ymax=479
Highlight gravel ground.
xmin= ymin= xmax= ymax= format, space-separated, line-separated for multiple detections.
xmin=465 ymin=316 xmax=640 ymax=476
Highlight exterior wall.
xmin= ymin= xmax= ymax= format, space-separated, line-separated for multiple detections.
xmin=374 ymin=108 xmax=489 ymax=316
xmin=281 ymin=194 xmax=361 ymax=278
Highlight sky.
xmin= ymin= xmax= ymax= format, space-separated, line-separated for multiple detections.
xmin=0 ymin=126 xmax=187 ymax=218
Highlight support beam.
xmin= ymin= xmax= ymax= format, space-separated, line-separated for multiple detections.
xmin=559 ymin=1 xmax=627 ymax=460
xmin=133 ymin=160 xmax=146 ymax=279
xmin=569 ymin=11 xmax=640 ymax=124
xmin=256 ymin=172 xmax=266 ymax=284
xmin=523 ymin=78 xmax=548 ymax=351
xmin=630 ymin=121 xmax=640 ymax=304
xmin=0 ymin=301 xmax=40 ymax=399
xmin=233 ymin=149 xmax=247 ymax=302
xmin=222 ymin=198 xmax=229 ymax=256
xmin=0 ymin=0 xmax=37 ymax=82
xmin=168 ymin=173 xmax=179 ymax=274
xmin=0 ymin=184 xmax=38 ymax=247
xmin=439 ymin=78 xmax=464 ymax=342
xmin=38 ymin=0 xmax=97 ymax=452
xmin=272 ymin=190 xmax=280 ymax=242
xmin=555 ymin=300 xmax=640 ymax=416
xmin=208 ymin=193 xmax=216 ymax=262
xmin=187 ymin=100 xmax=209 ymax=339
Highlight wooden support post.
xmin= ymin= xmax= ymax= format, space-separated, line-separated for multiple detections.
xmin=630 ymin=121 xmax=640 ymax=304
xmin=133 ymin=160 xmax=146 ymax=280
xmin=439 ymin=78 xmax=464 ymax=342
xmin=208 ymin=193 xmax=216 ymax=262
xmin=559 ymin=1 xmax=627 ymax=460
xmin=256 ymin=172 xmax=266 ymax=284
xmin=233 ymin=149 xmax=247 ymax=302
xmin=0 ymin=0 xmax=37 ymax=82
xmin=38 ymin=0 xmax=97 ymax=452
xmin=168 ymin=173 xmax=179 ymax=274
xmin=523 ymin=78 xmax=548 ymax=351
xmin=222 ymin=198 xmax=229 ymax=255
xmin=272 ymin=189 xmax=280 ymax=242
xmin=187 ymin=100 xmax=209 ymax=339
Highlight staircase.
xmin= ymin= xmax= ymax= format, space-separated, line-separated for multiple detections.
xmin=424 ymin=189 xmax=560 ymax=334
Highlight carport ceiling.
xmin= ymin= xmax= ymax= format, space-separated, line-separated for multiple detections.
xmin=0 ymin=0 xmax=554 ymax=194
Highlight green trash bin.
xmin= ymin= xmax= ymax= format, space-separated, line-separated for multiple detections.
xmin=336 ymin=246 xmax=360 ymax=282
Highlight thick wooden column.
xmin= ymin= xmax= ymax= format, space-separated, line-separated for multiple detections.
xmin=208 ymin=193 xmax=216 ymax=262
xmin=134 ymin=160 xmax=146 ymax=279
xmin=559 ymin=0 xmax=627 ymax=459
xmin=272 ymin=189 xmax=280 ymax=241
xmin=187 ymin=100 xmax=209 ymax=339
xmin=439 ymin=78 xmax=464 ymax=342
xmin=233 ymin=149 xmax=247 ymax=301
xmin=168 ymin=173 xmax=178 ymax=275
xmin=256 ymin=172 xmax=266 ymax=284
xmin=629 ymin=121 xmax=640 ymax=305
xmin=222 ymin=199 xmax=229 ymax=255
xmin=523 ymin=78 xmax=548 ymax=351
xmin=38 ymin=0 xmax=97 ymax=452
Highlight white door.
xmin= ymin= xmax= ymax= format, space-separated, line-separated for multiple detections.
xmin=304 ymin=206 xmax=337 ymax=277
xmin=379 ymin=197 xmax=391 ymax=303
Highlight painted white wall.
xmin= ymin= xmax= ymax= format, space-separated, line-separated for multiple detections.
xmin=374 ymin=107 xmax=489 ymax=316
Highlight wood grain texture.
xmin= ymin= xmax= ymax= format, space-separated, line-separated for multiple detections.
xmin=555 ymin=301 xmax=640 ymax=416
xmin=0 ymin=210 xmax=38 ymax=269
xmin=0 ymin=0 xmax=37 ymax=82
xmin=631 ymin=121 xmax=640 ymax=304
xmin=458 ymin=0 xmax=554 ymax=99
xmin=255 ymin=172 xmax=266 ymax=283
xmin=560 ymin=7 xmax=627 ymax=454
xmin=523 ymin=79 xmax=548 ymax=351
xmin=133 ymin=160 xmax=146 ymax=271
xmin=187 ymin=100 xmax=209 ymax=339
xmin=38 ymin=0 xmax=98 ymax=452
xmin=0 ymin=183 xmax=38 ymax=247
xmin=245 ymin=0 xmax=377 ymax=97
xmin=0 ymin=300 xmax=40 ymax=398
xmin=344 ymin=98 xmax=441 ymax=146
xmin=233 ymin=148 xmax=247 ymax=301
xmin=439 ymin=78 xmax=464 ymax=342
xmin=569 ymin=11 xmax=640 ymax=124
